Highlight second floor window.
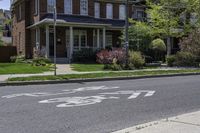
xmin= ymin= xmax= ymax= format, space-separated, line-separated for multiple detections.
xmin=106 ymin=3 xmax=113 ymax=19
xmin=64 ymin=0 xmax=72 ymax=14
xmin=119 ymin=4 xmax=125 ymax=20
xmin=47 ymin=0 xmax=55 ymax=13
xmin=94 ymin=2 xmax=100 ymax=18
xmin=80 ymin=0 xmax=88 ymax=15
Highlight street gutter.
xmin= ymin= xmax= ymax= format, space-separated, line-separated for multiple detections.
xmin=0 ymin=72 xmax=200 ymax=87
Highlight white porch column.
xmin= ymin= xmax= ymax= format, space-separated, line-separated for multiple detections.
xmin=97 ymin=29 xmax=100 ymax=48
xmin=45 ymin=25 xmax=49 ymax=58
xmin=103 ymin=27 xmax=106 ymax=49
xmin=69 ymin=26 xmax=74 ymax=60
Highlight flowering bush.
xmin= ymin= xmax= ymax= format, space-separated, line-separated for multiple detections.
xmin=96 ymin=48 xmax=126 ymax=64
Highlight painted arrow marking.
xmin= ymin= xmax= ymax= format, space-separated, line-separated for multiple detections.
xmin=100 ymin=90 xmax=155 ymax=99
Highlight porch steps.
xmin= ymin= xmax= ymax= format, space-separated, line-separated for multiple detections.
xmin=50 ymin=58 xmax=69 ymax=64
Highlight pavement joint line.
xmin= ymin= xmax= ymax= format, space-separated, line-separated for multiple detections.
xmin=170 ymin=120 xmax=200 ymax=127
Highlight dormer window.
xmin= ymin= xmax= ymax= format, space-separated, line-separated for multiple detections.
xmin=106 ymin=3 xmax=113 ymax=19
xmin=80 ymin=0 xmax=88 ymax=15
xmin=47 ymin=0 xmax=55 ymax=13
xmin=64 ymin=0 xmax=72 ymax=14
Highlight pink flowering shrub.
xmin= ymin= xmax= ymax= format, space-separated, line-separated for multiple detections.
xmin=96 ymin=48 xmax=126 ymax=64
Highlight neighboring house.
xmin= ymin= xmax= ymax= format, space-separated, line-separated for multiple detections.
xmin=11 ymin=0 xmax=145 ymax=60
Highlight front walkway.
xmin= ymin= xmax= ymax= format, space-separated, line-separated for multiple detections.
xmin=113 ymin=110 xmax=200 ymax=133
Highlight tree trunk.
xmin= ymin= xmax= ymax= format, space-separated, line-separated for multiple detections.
xmin=167 ymin=37 xmax=171 ymax=56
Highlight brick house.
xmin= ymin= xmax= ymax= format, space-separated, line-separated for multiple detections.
xmin=11 ymin=0 xmax=145 ymax=60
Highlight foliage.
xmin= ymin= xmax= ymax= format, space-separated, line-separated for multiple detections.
xmin=174 ymin=52 xmax=198 ymax=67
xmin=126 ymin=21 xmax=153 ymax=53
xmin=150 ymin=38 xmax=166 ymax=61
xmin=129 ymin=51 xmax=145 ymax=69
xmin=32 ymin=57 xmax=52 ymax=66
xmin=151 ymin=39 xmax=167 ymax=52
xmin=73 ymin=48 xmax=97 ymax=63
xmin=179 ymin=29 xmax=200 ymax=57
xmin=166 ymin=55 xmax=176 ymax=67
xmin=10 ymin=55 xmax=26 ymax=63
xmin=96 ymin=48 xmax=126 ymax=65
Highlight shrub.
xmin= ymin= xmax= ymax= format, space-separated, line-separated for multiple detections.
xmin=151 ymin=38 xmax=166 ymax=61
xmin=151 ymin=39 xmax=166 ymax=52
xmin=174 ymin=52 xmax=198 ymax=67
xmin=96 ymin=48 xmax=126 ymax=65
xmin=32 ymin=57 xmax=51 ymax=66
xmin=73 ymin=48 xmax=96 ymax=63
xmin=129 ymin=51 xmax=145 ymax=69
xmin=10 ymin=55 xmax=26 ymax=63
xmin=166 ymin=55 xmax=176 ymax=67
xmin=179 ymin=29 xmax=200 ymax=57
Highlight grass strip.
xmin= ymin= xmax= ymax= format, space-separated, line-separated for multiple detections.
xmin=8 ymin=69 xmax=200 ymax=82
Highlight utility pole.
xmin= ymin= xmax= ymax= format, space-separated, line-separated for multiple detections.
xmin=53 ymin=1 xmax=57 ymax=76
xmin=125 ymin=0 xmax=129 ymax=67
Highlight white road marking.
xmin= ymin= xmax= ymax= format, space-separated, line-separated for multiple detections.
xmin=39 ymin=95 xmax=119 ymax=107
xmin=2 ymin=86 xmax=119 ymax=99
xmin=101 ymin=90 xmax=156 ymax=99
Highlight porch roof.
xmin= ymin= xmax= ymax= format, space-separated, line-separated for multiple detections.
xmin=42 ymin=14 xmax=125 ymax=28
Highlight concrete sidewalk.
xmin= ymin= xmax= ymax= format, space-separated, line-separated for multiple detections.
xmin=113 ymin=111 xmax=200 ymax=133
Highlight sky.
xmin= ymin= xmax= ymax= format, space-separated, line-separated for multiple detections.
xmin=0 ymin=0 xmax=10 ymax=10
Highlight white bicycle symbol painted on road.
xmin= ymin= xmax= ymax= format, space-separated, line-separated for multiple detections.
xmin=1 ymin=86 xmax=156 ymax=108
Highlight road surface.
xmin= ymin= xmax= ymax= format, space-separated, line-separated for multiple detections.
xmin=0 ymin=75 xmax=200 ymax=133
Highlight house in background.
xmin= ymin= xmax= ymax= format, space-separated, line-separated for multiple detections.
xmin=11 ymin=0 xmax=145 ymax=61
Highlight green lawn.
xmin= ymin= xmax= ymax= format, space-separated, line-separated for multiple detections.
xmin=0 ymin=63 xmax=51 ymax=75
xmin=8 ymin=69 xmax=200 ymax=82
xmin=71 ymin=63 xmax=104 ymax=72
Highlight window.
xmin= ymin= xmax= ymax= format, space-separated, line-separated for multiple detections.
xmin=94 ymin=2 xmax=100 ymax=18
xmin=106 ymin=3 xmax=113 ymax=19
xmin=80 ymin=0 xmax=88 ymax=15
xmin=34 ymin=0 xmax=38 ymax=15
xmin=136 ymin=10 xmax=145 ymax=20
xmin=119 ymin=4 xmax=125 ymax=20
xmin=47 ymin=0 xmax=55 ymax=13
xmin=73 ymin=30 xmax=87 ymax=50
xmin=64 ymin=0 xmax=72 ymax=14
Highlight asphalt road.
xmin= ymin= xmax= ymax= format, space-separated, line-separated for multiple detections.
xmin=0 ymin=75 xmax=200 ymax=133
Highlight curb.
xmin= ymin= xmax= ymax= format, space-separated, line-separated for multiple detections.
xmin=0 ymin=72 xmax=200 ymax=87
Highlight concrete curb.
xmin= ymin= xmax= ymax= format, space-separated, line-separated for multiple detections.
xmin=0 ymin=72 xmax=200 ymax=87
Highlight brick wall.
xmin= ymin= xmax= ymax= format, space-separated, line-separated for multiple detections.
xmin=0 ymin=46 xmax=17 ymax=62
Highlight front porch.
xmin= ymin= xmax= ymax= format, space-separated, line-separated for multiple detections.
xmin=35 ymin=25 xmax=122 ymax=62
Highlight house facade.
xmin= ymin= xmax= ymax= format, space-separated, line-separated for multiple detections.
xmin=11 ymin=0 xmax=145 ymax=60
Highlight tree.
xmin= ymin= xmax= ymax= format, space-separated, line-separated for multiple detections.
xmin=146 ymin=0 xmax=200 ymax=55
xmin=128 ymin=21 xmax=153 ymax=53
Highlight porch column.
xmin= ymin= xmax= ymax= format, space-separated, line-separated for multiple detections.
xmin=97 ymin=29 xmax=100 ymax=48
xmin=69 ymin=26 xmax=74 ymax=60
xmin=103 ymin=27 xmax=106 ymax=49
xmin=45 ymin=25 xmax=49 ymax=58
